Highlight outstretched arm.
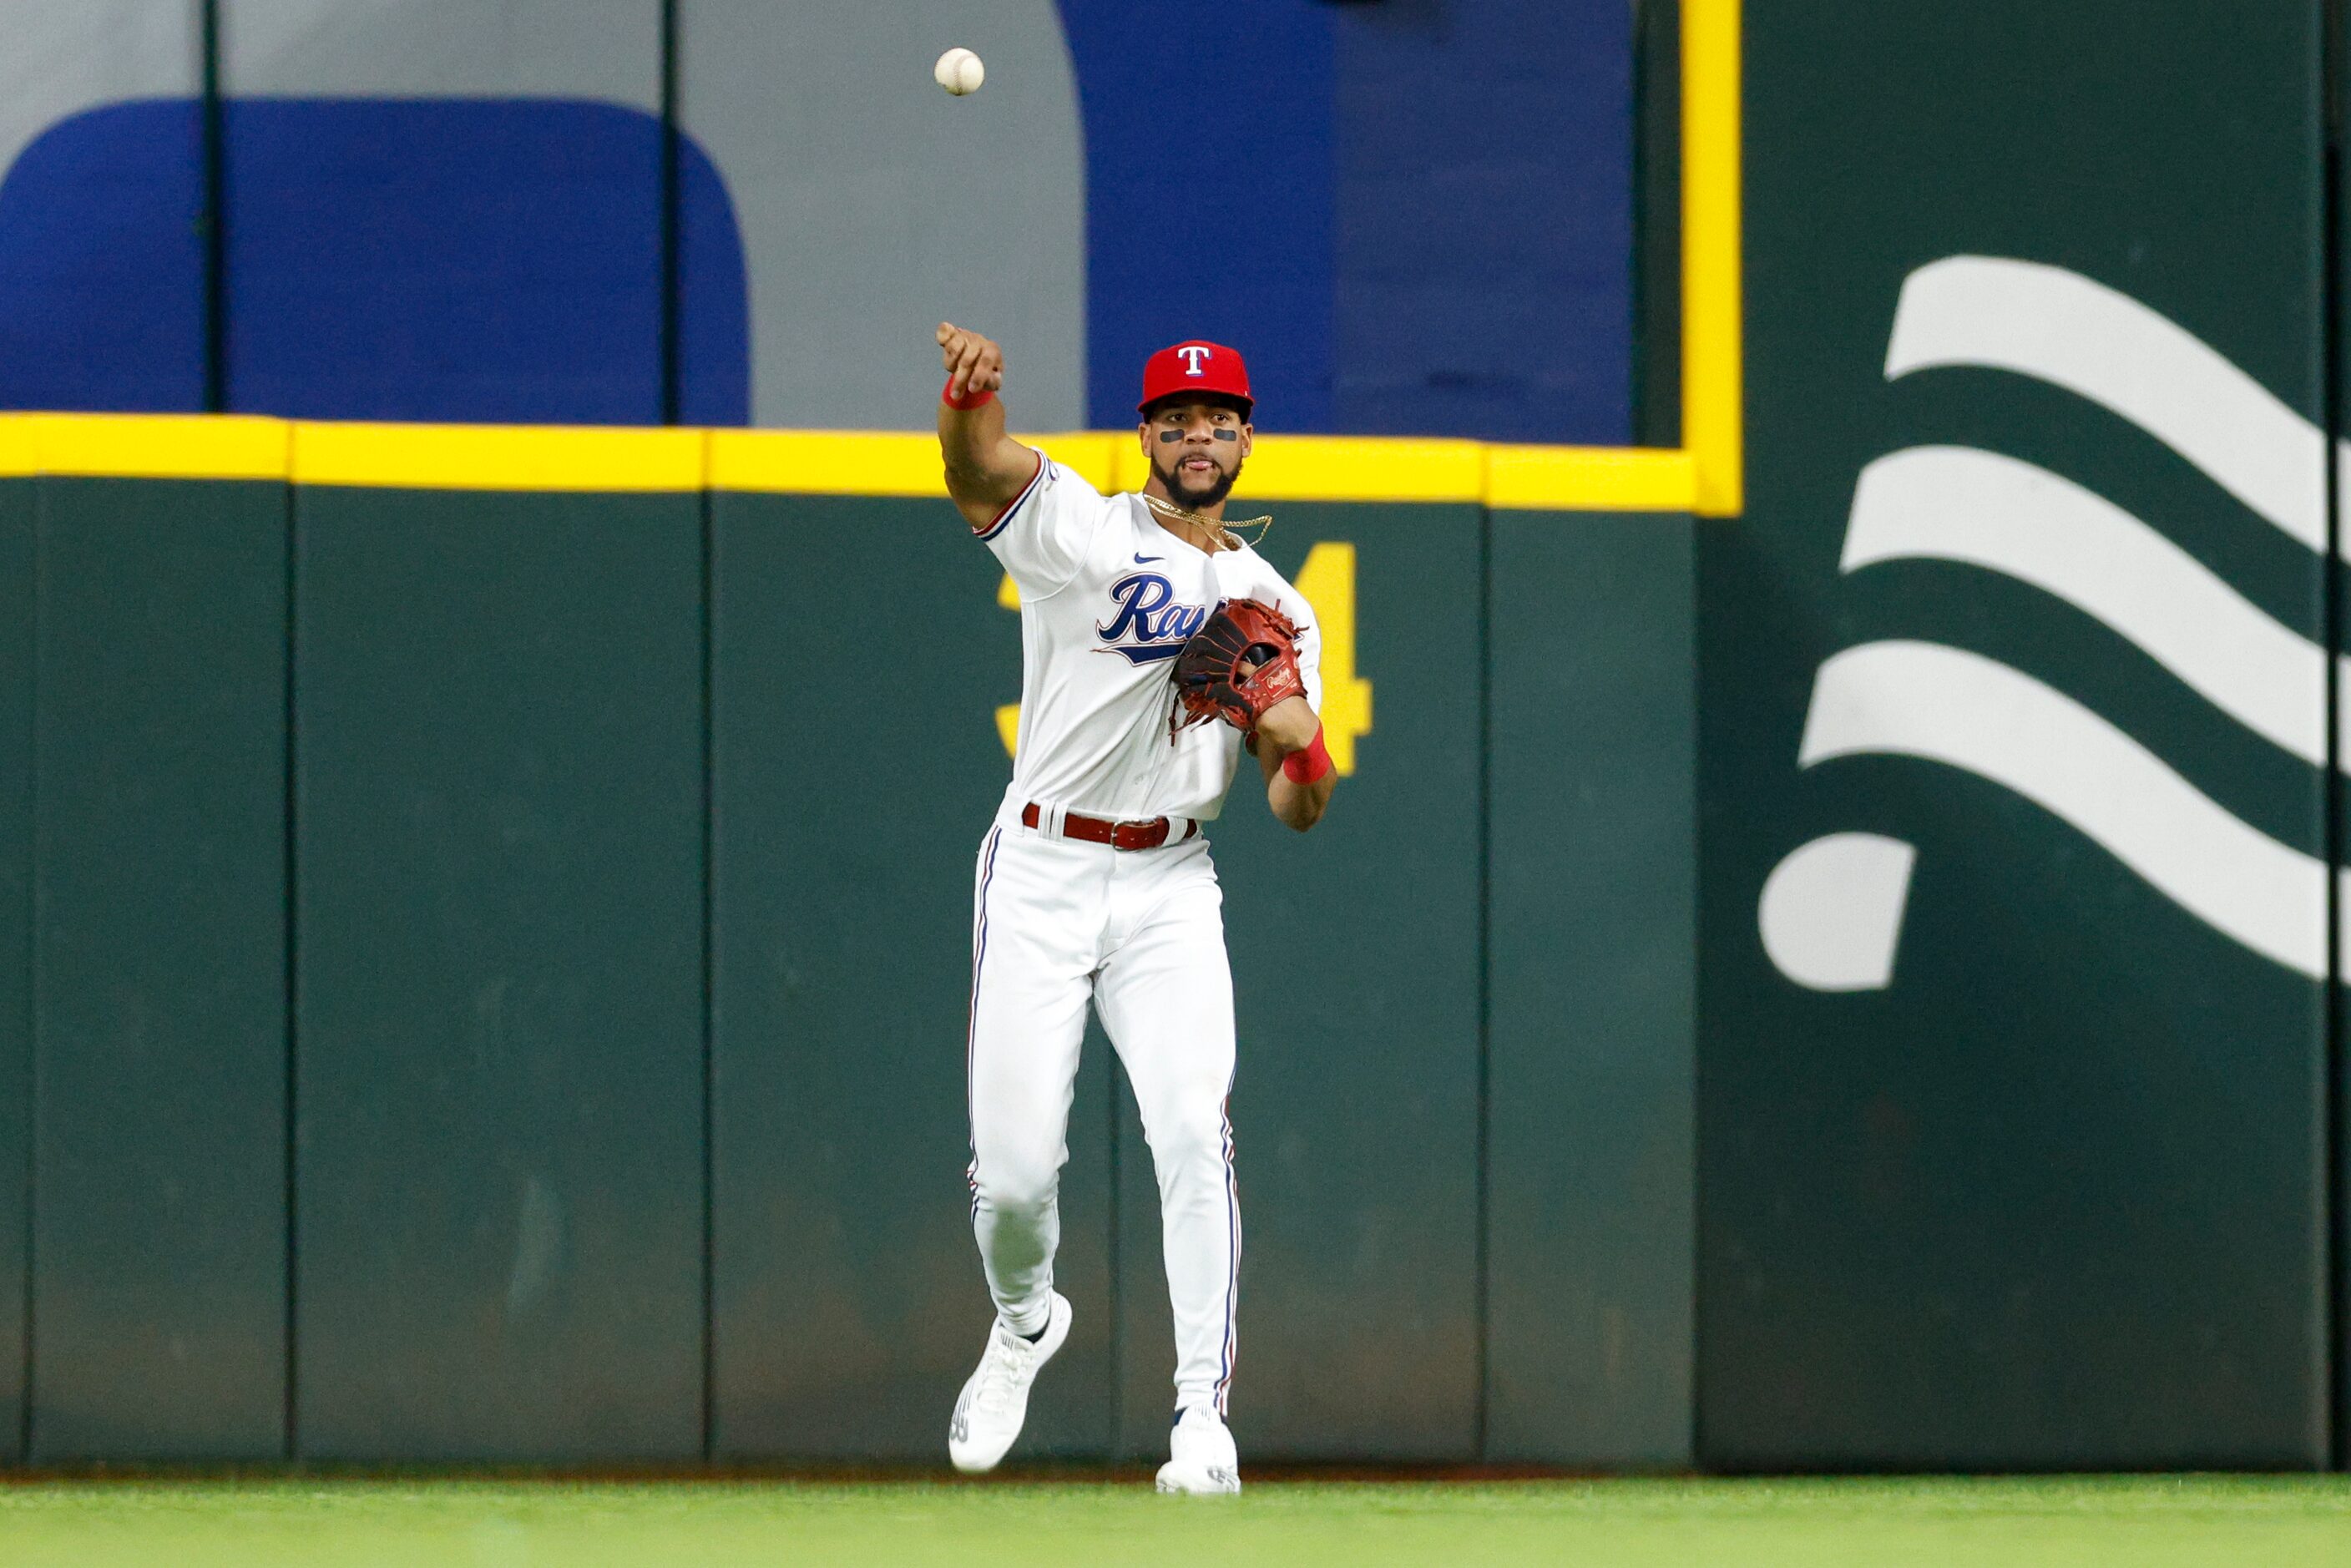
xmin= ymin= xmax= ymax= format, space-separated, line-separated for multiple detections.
xmin=1252 ymin=696 xmax=1335 ymax=832
xmin=936 ymin=322 xmax=1042 ymax=530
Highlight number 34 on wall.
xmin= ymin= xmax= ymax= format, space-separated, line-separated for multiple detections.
xmin=994 ymin=541 xmax=1374 ymax=776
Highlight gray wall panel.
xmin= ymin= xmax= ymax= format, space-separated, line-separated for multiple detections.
xmin=679 ymin=1 xmax=1085 ymax=430
xmin=223 ymin=0 xmax=658 ymax=104
xmin=0 ymin=0 xmax=198 ymax=180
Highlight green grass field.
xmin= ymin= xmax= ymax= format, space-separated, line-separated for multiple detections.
xmin=5 ymin=1475 xmax=2351 ymax=1567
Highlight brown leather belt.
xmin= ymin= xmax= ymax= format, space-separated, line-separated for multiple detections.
xmin=1022 ymin=802 xmax=1198 ymax=852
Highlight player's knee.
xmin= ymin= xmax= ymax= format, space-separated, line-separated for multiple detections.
xmin=972 ymin=1146 xmax=1062 ymax=1215
xmin=1144 ymin=1112 xmax=1229 ymax=1186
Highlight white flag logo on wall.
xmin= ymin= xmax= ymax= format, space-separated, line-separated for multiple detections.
xmin=1761 ymin=255 xmax=2339 ymax=991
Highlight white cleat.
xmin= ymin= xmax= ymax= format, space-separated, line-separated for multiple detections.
xmin=1155 ymin=1404 xmax=1241 ymax=1495
xmin=948 ymin=1291 xmax=1072 ymax=1473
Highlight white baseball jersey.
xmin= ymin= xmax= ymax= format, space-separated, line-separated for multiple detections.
xmin=977 ymin=448 xmax=1322 ymax=824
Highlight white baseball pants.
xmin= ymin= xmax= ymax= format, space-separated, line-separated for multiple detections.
xmin=964 ymin=815 xmax=1241 ymax=1416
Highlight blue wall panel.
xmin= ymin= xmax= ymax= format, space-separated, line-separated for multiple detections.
xmin=1057 ymin=0 xmax=1633 ymax=443
xmin=1331 ymin=1 xmax=1633 ymax=443
xmin=1056 ymin=1 xmax=1338 ymax=433
xmin=676 ymin=136 xmax=751 ymax=427
xmin=226 ymin=98 xmax=745 ymax=426
xmin=0 ymin=101 xmax=207 ymax=414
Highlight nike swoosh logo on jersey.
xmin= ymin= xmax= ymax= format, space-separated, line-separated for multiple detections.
xmin=1134 ymin=552 xmax=1163 ymax=564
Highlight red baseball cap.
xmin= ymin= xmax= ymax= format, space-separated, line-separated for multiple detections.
xmin=1138 ymin=341 xmax=1253 ymax=417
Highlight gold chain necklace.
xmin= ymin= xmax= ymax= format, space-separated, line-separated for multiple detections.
xmin=1140 ymin=491 xmax=1273 ymax=552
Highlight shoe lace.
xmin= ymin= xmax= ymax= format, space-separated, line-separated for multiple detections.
xmin=973 ymin=1329 xmax=1036 ymax=1414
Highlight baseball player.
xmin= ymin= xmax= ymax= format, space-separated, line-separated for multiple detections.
xmin=933 ymin=322 xmax=1337 ymax=1493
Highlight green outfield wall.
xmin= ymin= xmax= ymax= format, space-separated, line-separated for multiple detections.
xmin=706 ymin=492 xmax=1120 ymax=1462
xmin=0 ymin=443 xmax=1698 ymax=1466
xmin=32 ymin=476 xmax=289 ymax=1462
xmin=23 ymin=0 xmax=2351 ymax=1476
xmin=2336 ymin=27 xmax=2351 ymax=1462
xmin=291 ymin=481 xmax=708 ymax=1463
xmin=1489 ymin=513 xmax=1695 ymax=1467
xmin=1704 ymin=0 xmax=2332 ymax=1469
xmin=0 ymin=464 xmax=26 ymax=1463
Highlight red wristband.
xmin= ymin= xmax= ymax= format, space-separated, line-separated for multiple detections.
xmin=942 ymin=378 xmax=995 ymax=410
xmin=1282 ymin=726 xmax=1333 ymax=784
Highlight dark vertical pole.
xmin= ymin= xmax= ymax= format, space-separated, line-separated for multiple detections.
xmin=1631 ymin=0 xmax=1681 ymax=451
xmin=660 ymin=0 xmax=684 ymax=427
xmin=2326 ymin=0 xmax=2346 ymax=1475
xmin=674 ymin=0 xmax=710 ymax=1460
xmin=200 ymin=0 xmax=229 ymax=413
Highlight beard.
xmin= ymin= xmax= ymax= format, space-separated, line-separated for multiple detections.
xmin=1150 ymin=450 xmax=1241 ymax=510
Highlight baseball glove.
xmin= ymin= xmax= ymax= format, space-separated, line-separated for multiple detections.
xmin=1170 ymin=597 xmax=1307 ymax=737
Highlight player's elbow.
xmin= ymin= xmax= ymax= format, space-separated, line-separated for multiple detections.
xmin=938 ymin=451 xmax=991 ymax=499
xmin=1273 ymin=788 xmax=1327 ymax=833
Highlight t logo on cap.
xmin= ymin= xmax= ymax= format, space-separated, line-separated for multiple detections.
xmin=1138 ymin=340 xmax=1253 ymax=417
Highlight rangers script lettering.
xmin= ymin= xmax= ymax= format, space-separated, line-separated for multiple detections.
xmin=1096 ymin=573 xmax=1210 ymax=664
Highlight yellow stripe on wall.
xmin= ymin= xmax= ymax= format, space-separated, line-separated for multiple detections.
xmin=1486 ymin=445 xmax=1697 ymax=513
xmin=0 ymin=416 xmax=34 ymax=478
xmin=293 ymin=420 xmax=705 ymax=491
xmin=1218 ymin=436 xmax=1489 ymax=504
xmin=30 ymin=413 xmax=289 ymax=480
xmin=710 ymin=428 xmax=935 ymax=494
xmin=705 ymin=427 xmax=1696 ymax=512
xmin=710 ymin=428 xmax=1120 ymax=498
xmin=1033 ymin=433 xmax=1121 ymax=493
xmin=1682 ymin=0 xmax=1744 ymax=518
xmin=0 ymin=416 xmax=1722 ymax=512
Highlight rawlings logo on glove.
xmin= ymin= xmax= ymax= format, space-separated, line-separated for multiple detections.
xmin=1170 ymin=597 xmax=1307 ymax=738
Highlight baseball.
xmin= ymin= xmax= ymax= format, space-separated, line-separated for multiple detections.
xmin=934 ymin=47 xmax=985 ymax=97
